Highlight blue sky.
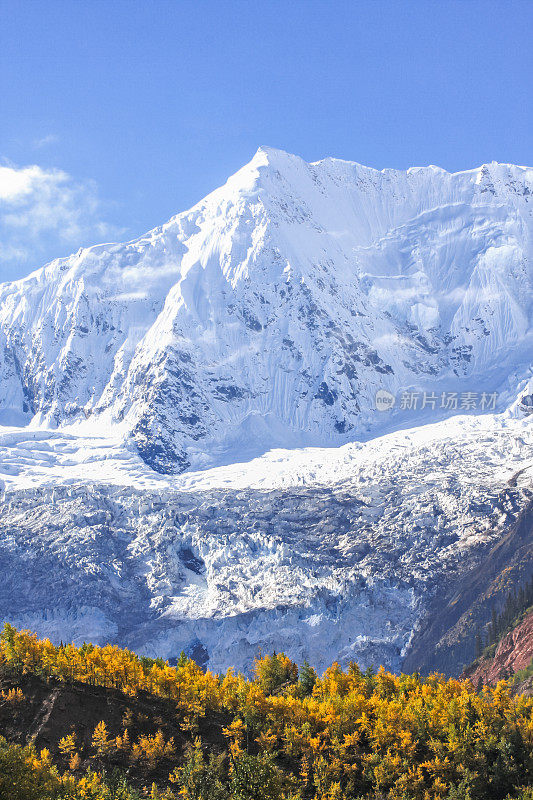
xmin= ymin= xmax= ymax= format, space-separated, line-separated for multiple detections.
xmin=1 ymin=0 xmax=531 ymax=281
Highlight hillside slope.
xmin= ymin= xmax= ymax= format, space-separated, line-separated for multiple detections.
xmin=403 ymin=494 xmax=533 ymax=676
xmin=1 ymin=626 xmax=533 ymax=800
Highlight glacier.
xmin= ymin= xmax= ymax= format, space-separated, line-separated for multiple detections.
xmin=0 ymin=147 xmax=532 ymax=674
xmin=0 ymin=414 xmax=531 ymax=674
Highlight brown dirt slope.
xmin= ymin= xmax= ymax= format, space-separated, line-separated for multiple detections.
xmin=462 ymin=609 xmax=533 ymax=690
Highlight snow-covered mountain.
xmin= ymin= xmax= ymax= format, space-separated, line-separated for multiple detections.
xmin=0 ymin=147 xmax=531 ymax=472
xmin=0 ymin=148 xmax=532 ymax=675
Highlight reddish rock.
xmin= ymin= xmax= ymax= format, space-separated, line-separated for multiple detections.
xmin=462 ymin=610 xmax=533 ymax=686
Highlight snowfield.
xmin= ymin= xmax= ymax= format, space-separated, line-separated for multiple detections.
xmin=0 ymin=148 xmax=531 ymax=673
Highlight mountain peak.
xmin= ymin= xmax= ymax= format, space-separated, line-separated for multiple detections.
xmin=253 ymin=144 xmax=295 ymax=161
xmin=254 ymin=144 xmax=286 ymax=157
xmin=0 ymin=148 xmax=531 ymax=473
xmin=243 ymin=145 xmax=306 ymax=177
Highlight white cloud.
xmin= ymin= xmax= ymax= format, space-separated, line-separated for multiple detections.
xmin=0 ymin=162 xmax=124 ymax=282
xmin=33 ymin=134 xmax=59 ymax=149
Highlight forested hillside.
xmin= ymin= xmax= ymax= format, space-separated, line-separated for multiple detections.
xmin=0 ymin=625 xmax=533 ymax=799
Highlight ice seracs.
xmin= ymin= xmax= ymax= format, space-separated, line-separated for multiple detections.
xmin=0 ymin=413 xmax=531 ymax=674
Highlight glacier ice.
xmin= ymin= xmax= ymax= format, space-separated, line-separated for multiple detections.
xmin=0 ymin=414 xmax=531 ymax=674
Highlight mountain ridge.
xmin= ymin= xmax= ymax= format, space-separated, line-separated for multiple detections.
xmin=0 ymin=148 xmax=531 ymax=473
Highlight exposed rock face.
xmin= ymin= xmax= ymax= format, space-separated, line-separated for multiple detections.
xmin=462 ymin=610 xmax=533 ymax=686
xmin=403 ymin=495 xmax=533 ymax=677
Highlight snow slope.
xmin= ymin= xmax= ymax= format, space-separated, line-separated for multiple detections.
xmin=0 ymin=148 xmax=531 ymax=472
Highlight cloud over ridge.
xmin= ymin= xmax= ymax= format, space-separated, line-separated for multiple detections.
xmin=0 ymin=162 xmax=123 ymax=281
